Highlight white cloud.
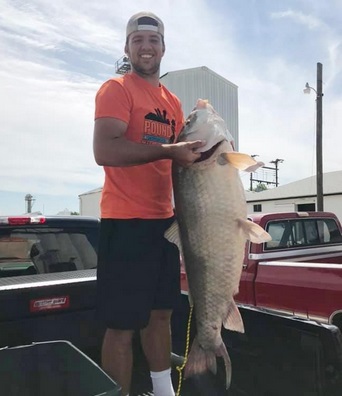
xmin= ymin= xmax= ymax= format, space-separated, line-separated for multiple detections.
xmin=270 ymin=9 xmax=325 ymax=30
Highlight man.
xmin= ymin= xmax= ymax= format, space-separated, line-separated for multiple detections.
xmin=93 ymin=11 xmax=205 ymax=396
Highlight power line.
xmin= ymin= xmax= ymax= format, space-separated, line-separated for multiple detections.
xmin=249 ymin=158 xmax=284 ymax=191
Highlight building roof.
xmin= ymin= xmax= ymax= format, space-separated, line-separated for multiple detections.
xmin=161 ymin=66 xmax=238 ymax=89
xmin=78 ymin=187 xmax=103 ymax=197
xmin=245 ymin=170 xmax=342 ymax=202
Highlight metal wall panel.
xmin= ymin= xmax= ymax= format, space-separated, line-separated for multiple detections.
xmin=161 ymin=66 xmax=239 ymax=149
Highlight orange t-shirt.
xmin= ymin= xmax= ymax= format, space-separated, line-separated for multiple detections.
xmin=95 ymin=73 xmax=184 ymax=219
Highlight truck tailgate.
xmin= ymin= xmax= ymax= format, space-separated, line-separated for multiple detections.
xmin=0 ymin=270 xmax=103 ymax=361
xmin=0 ymin=273 xmax=229 ymax=395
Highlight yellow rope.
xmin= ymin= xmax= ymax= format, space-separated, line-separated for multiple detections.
xmin=175 ymin=304 xmax=194 ymax=396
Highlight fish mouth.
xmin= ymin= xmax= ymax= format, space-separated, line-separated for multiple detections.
xmin=195 ymin=141 xmax=223 ymax=162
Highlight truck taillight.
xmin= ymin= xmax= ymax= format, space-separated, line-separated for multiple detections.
xmin=0 ymin=216 xmax=46 ymax=225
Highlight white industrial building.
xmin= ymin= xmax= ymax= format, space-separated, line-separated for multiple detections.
xmin=79 ymin=171 xmax=342 ymax=222
xmin=161 ymin=66 xmax=239 ymax=149
xmin=79 ymin=187 xmax=102 ymax=218
xmin=245 ymin=170 xmax=342 ymax=221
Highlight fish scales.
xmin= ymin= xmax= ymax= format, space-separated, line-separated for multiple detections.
xmin=167 ymin=99 xmax=271 ymax=389
xmin=173 ymin=141 xmax=246 ymax=350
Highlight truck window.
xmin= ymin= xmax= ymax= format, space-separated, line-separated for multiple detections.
xmin=264 ymin=218 xmax=342 ymax=250
xmin=0 ymin=237 xmax=37 ymax=277
xmin=304 ymin=220 xmax=320 ymax=244
xmin=0 ymin=226 xmax=98 ymax=277
xmin=264 ymin=222 xmax=286 ymax=248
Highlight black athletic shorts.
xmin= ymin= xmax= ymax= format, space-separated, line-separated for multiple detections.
xmin=96 ymin=217 xmax=181 ymax=330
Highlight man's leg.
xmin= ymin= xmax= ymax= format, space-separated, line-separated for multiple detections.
xmin=101 ymin=328 xmax=134 ymax=396
xmin=140 ymin=309 xmax=175 ymax=396
xmin=140 ymin=309 xmax=172 ymax=370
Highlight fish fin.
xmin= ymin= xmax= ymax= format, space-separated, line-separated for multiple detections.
xmin=223 ymin=300 xmax=245 ymax=333
xmin=219 ymin=152 xmax=264 ymax=172
xmin=164 ymin=220 xmax=183 ymax=256
xmin=217 ymin=340 xmax=232 ymax=389
xmin=238 ymin=219 xmax=272 ymax=243
xmin=185 ymin=337 xmax=232 ymax=389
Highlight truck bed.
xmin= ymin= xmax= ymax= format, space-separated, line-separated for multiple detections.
xmin=0 ymin=271 xmax=341 ymax=395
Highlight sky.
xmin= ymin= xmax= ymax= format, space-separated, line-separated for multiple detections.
xmin=0 ymin=0 xmax=341 ymax=215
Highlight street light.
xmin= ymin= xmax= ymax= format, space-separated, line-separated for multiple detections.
xmin=303 ymin=82 xmax=316 ymax=95
xmin=303 ymin=62 xmax=324 ymax=211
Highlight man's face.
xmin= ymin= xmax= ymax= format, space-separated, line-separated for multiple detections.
xmin=125 ymin=30 xmax=165 ymax=78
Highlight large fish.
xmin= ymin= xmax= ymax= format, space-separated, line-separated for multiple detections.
xmin=166 ymin=99 xmax=271 ymax=388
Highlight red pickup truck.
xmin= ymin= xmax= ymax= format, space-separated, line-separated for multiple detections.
xmin=181 ymin=211 xmax=342 ymax=331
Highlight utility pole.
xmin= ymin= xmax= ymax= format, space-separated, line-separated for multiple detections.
xmin=250 ymin=155 xmax=259 ymax=190
xmin=316 ymin=62 xmax=324 ymax=211
xmin=304 ymin=63 xmax=324 ymax=211
xmin=270 ymin=159 xmax=284 ymax=187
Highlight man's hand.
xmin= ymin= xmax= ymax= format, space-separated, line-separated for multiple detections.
xmin=167 ymin=140 xmax=207 ymax=167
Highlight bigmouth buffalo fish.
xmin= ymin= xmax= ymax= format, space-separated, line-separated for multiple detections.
xmin=165 ymin=99 xmax=271 ymax=388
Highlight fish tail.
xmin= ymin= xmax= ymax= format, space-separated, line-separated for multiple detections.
xmin=184 ymin=337 xmax=232 ymax=389
xmin=184 ymin=337 xmax=217 ymax=378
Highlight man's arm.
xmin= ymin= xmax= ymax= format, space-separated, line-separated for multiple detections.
xmin=93 ymin=117 xmax=205 ymax=167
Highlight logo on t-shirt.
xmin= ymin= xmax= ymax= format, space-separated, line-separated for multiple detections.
xmin=142 ymin=109 xmax=176 ymax=145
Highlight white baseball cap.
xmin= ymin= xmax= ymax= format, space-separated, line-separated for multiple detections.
xmin=126 ymin=12 xmax=164 ymax=38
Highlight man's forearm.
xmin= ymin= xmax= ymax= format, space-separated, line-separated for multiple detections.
xmin=94 ymin=136 xmax=174 ymax=167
